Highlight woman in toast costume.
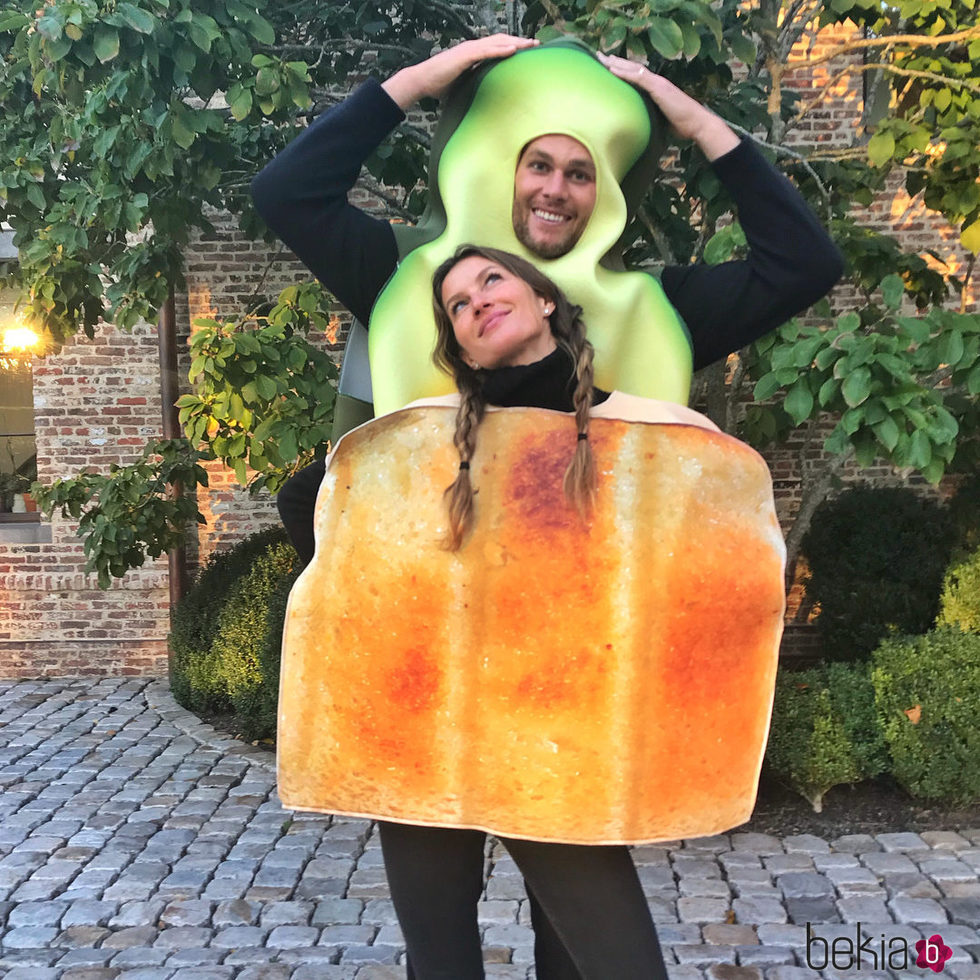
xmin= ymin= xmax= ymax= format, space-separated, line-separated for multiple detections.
xmin=279 ymin=246 xmax=788 ymax=977
xmin=273 ymin=35 xmax=838 ymax=980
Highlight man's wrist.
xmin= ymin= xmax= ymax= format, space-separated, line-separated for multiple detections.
xmin=381 ymin=65 xmax=425 ymax=111
xmin=692 ymin=114 xmax=740 ymax=162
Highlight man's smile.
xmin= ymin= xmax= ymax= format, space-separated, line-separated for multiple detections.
xmin=532 ymin=208 xmax=572 ymax=224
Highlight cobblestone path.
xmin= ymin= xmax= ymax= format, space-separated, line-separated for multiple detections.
xmin=0 ymin=678 xmax=978 ymax=979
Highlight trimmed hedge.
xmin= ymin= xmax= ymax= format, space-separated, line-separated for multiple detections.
xmin=872 ymin=629 xmax=980 ymax=804
xmin=169 ymin=527 xmax=298 ymax=739
xmin=801 ymin=486 xmax=955 ymax=660
xmin=766 ymin=661 xmax=888 ymax=811
xmin=937 ymin=544 xmax=980 ymax=634
xmin=210 ymin=538 xmax=299 ymax=740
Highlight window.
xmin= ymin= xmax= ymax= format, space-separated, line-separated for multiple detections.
xmin=0 ymin=286 xmax=39 ymax=523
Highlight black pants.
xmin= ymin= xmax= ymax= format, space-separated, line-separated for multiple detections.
xmin=378 ymin=822 xmax=668 ymax=980
xmin=281 ymin=467 xmax=668 ymax=977
xmin=278 ymin=459 xmax=326 ymax=565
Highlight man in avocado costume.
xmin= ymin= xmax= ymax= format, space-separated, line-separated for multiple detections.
xmin=251 ymin=34 xmax=841 ymax=979
xmin=252 ymin=35 xmax=841 ymax=566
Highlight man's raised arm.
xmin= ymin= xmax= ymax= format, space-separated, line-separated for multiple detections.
xmin=599 ymin=54 xmax=843 ymax=369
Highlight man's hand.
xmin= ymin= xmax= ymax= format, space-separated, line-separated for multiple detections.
xmin=383 ymin=35 xmax=539 ymax=110
xmin=597 ymin=53 xmax=739 ymax=161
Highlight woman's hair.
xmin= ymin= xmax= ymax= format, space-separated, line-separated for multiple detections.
xmin=431 ymin=244 xmax=597 ymax=550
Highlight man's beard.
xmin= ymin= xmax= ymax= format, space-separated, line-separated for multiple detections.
xmin=512 ymin=205 xmax=577 ymax=260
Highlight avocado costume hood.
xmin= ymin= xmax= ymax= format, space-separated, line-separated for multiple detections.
xmin=367 ymin=38 xmax=694 ymax=416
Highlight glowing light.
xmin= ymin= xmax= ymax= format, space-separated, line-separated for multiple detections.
xmin=1 ymin=326 xmax=41 ymax=354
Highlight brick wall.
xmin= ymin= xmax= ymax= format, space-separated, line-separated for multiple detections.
xmin=1 ymin=323 xmax=172 ymax=676
xmin=2 ymin=23 xmax=975 ymax=677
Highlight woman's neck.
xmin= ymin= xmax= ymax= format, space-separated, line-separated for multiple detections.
xmin=480 ymin=347 xmax=608 ymax=411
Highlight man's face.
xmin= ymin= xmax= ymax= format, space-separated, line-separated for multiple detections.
xmin=512 ymin=134 xmax=597 ymax=260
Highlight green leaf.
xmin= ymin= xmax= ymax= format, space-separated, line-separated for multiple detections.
xmin=909 ymin=428 xmax=932 ymax=469
xmin=880 ymin=273 xmax=904 ymax=309
xmin=818 ymin=376 xmax=839 ymax=407
xmin=784 ymin=381 xmax=814 ymax=425
xmin=278 ymin=429 xmax=298 ymax=462
xmin=868 ymin=131 xmax=895 ymax=168
xmin=841 ymin=366 xmax=872 ymax=407
xmin=116 ymin=3 xmax=156 ymax=33
xmin=824 ymin=424 xmax=851 ymax=456
xmin=962 ymin=220 xmax=980 ymax=255
xmin=170 ymin=113 xmax=195 ymax=150
xmin=26 ymin=182 xmax=45 ymax=211
xmin=854 ymin=432 xmax=877 ymax=468
xmin=939 ymin=329 xmax=965 ymax=367
xmin=246 ymin=14 xmax=275 ymax=45
xmin=93 ymin=25 xmax=120 ymax=63
xmin=647 ymin=17 xmax=684 ymax=59
xmin=729 ymin=33 xmax=756 ymax=64
xmin=255 ymin=375 xmax=277 ymax=400
xmin=873 ymin=414 xmax=900 ymax=452
xmin=227 ymin=84 xmax=253 ymax=121
xmin=254 ymin=66 xmax=279 ymax=97
xmin=814 ymin=346 xmax=838 ymax=371
xmin=45 ymin=34 xmax=73 ymax=60
xmin=967 ymin=361 xmax=980 ymax=394
xmin=187 ymin=20 xmax=212 ymax=52
xmin=792 ymin=336 xmax=824 ymax=368
xmin=0 ymin=12 xmax=30 ymax=31
xmin=921 ymin=457 xmax=945 ymax=484
xmin=897 ymin=316 xmax=931 ymax=344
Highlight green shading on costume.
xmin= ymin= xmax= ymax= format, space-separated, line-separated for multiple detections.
xmin=367 ymin=39 xmax=694 ymax=417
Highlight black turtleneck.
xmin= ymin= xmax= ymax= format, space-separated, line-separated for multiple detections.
xmin=480 ymin=346 xmax=611 ymax=412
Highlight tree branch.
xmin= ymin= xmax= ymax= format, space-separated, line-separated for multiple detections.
xmin=784 ymin=26 xmax=980 ymax=72
xmin=636 ymin=205 xmax=676 ymax=266
xmin=727 ymin=124 xmax=832 ymax=211
xmin=790 ymin=59 xmax=980 ymax=135
xmin=356 ymin=174 xmax=419 ymax=223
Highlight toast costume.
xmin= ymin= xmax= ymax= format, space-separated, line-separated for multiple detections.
xmin=279 ymin=388 xmax=786 ymax=843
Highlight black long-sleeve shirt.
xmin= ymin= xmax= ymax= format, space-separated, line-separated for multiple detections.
xmin=251 ymin=78 xmax=844 ymax=372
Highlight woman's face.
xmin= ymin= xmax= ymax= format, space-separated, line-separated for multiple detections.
xmin=440 ymin=255 xmax=557 ymax=370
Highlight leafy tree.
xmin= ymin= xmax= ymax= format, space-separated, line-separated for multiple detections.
xmin=0 ymin=0 xmax=312 ymax=341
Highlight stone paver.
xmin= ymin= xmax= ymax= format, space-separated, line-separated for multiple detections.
xmin=0 ymin=678 xmax=978 ymax=979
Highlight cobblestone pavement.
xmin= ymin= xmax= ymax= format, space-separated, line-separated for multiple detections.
xmin=1 ymin=678 xmax=979 ymax=980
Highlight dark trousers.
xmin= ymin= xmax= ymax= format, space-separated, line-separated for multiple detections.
xmin=278 ymin=459 xmax=326 ymax=565
xmin=378 ymin=822 xmax=668 ymax=980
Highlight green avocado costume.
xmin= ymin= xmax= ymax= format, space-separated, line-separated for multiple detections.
xmin=366 ymin=39 xmax=694 ymax=417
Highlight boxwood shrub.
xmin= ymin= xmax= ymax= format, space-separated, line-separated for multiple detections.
xmin=872 ymin=629 xmax=980 ymax=803
xmin=169 ymin=527 xmax=298 ymax=738
xmin=765 ymin=661 xmax=888 ymax=811
xmin=801 ymin=486 xmax=954 ymax=660
xmin=937 ymin=544 xmax=980 ymax=634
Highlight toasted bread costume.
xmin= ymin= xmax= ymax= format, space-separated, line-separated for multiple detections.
xmin=279 ymin=396 xmax=785 ymax=844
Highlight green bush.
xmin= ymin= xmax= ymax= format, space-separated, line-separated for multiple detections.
xmin=169 ymin=526 xmax=296 ymax=717
xmin=209 ymin=538 xmax=300 ymax=741
xmin=801 ymin=486 xmax=955 ymax=660
xmin=765 ymin=661 xmax=888 ymax=811
xmin=872 ymin=629 xmax=980 ymax=803
xmin=937 ymin=544 xmax=980 ymax=634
